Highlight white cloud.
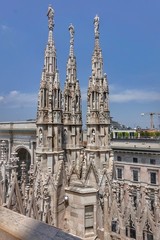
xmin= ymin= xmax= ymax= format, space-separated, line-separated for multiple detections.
xmin=9 ymin=90 xmax=19 ymax=96
xmin=0 ymin=87 xmax=159 ymax=110
xmin=80 ymin=86 xmax=160 ymax=103
xmin=0 ymin=91 xmax=37 ymax=108
xmin=0 ymin=96 xmax=4 ymax=102
xmin=110 ymin=89 xmax=160 ymax=103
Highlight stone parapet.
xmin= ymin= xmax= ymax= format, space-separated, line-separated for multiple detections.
xmin=0 ymin=206 xmax=80 ymax=240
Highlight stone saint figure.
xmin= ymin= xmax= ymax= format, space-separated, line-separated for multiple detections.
xmin=69 ymin=24 xmax=74 ymax=56
xmin=63 ymin=129 xmax=67 ymax=144
xmin=47 ymin=6 xmax=54 ymax=30
xmin=69 ymin=24 xmax=74 ymax=43
xmin=39 ymin=129 xmax=43 ymax=145
xmin=91 ymin=129 xmax=95 ymax=143
xmin=94 ymin=15 xmax=99 ymax=35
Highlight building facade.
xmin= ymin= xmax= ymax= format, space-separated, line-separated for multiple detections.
xmin=0 ymin=5 xmax=160 ymax=240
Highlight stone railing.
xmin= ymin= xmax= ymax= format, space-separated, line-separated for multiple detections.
xmin=0 ymin=206 xmax=80 ymax=240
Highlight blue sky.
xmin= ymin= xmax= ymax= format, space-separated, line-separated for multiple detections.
xmin=0 ymin=0 xmax=160 ymax=129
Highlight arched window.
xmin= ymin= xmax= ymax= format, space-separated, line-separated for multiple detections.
xmin=16 ymin=148 xmax=31 ymax=183
xmin=111 ymin=218 xmax=119 ymax=234
xmin=143 ymin=221 xmax=153 ymax=240
xmin=126 ymin=215 xmax=136 ymax=239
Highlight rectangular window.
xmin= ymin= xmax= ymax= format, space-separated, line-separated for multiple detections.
xmin=133 ymin=157 xmax=138 ymax=163
xmin=150 ymin=172 xmax=156 ymax=184
xmin=85 ymin=205 xmax=94 ymax=232
xmin=150 ymin=159 xmax=156 ymax=165
xmin=117 ymin=156 xmax=122 ymax=161
xmin=117 ymin=168 xmax=122 ymax=179
xmin=133 ymin=170 xmax=139 ymax=182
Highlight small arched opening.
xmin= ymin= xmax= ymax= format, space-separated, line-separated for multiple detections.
xmin=143 ymin=220 xmax=154 ymax=240
xmin=126 ymin=215 xmax=136 ymax=239
xmin=16 ymin=148 xmax=31 ymax=183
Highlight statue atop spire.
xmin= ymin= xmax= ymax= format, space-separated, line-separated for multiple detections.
xmin=94 ymin=15 xmax=99 ymax=37
xmin=47 ymin=5 xmax=54 ymax=31
xmin=69 ymin=24 xmax=74 ymax=57
xmin=69 ymin=24 xmax=74 ymax=44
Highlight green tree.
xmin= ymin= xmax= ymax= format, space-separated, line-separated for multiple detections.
xmin=124 ymin=132 xmax=129 ymax=139
xmin=117 ymin=132 xmax=123 ymax=139
xmin=134 ymin=132 xmax=138 ymax=138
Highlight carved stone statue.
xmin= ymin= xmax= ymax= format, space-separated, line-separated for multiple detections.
xmin=94 ymin=15 xmax=99 ymax=36
xmin=69 ymin=24 xmax=74 ymax=45
xmin=69 ymin=24 xmax=74 ymax=56
xmin=63 ymin=129 xmax=67 ymax=144
xmin=91 ymin=129 xmax=95 ymax=143
xmin=39 ymin=129 xmax=43 ymax=145
xmin=47 ymin=5 xmax=54 ymax=30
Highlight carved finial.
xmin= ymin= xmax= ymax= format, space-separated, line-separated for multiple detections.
xmin=47 ymin=5 xmax=54 ymax=31
xmin=94 ymin=15 xmax=99 ymax=37
xmin=69 ymin=24 xmax=74 ymax=57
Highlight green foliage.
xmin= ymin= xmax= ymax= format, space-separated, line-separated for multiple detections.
xmin=124 ymin=132 xmax=129 ymax=138
xmin=117 ymin=132 xmax=123 ymax=139
xmin=134 ymin=132 xmax=138 ymax=138
xmin=155 ymin=131 xmax=160 ymax=137
xmin=139 ymin=131 xmax=160 ymax=138
xmin=110 ymin=132 xmax=113 ymax=139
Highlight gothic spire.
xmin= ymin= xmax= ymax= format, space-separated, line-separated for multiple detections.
xmin=63 ymin=24 xmax=82 ymax=126
xmin=42 ymin=5 xmax=57 ymax=74
xmin=63 ymin=24 xmax=82 ymax=168
xmin=86 ymin=14 xmax=110 ymax=152
xmin=91 ymin=15 xmax=103 ymax=80
xmin=37 ymin=5 xmax=63 ymax=151
xmin=65 ymin=24 xmax=77 ymax=85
